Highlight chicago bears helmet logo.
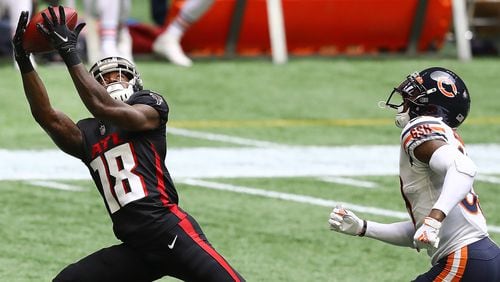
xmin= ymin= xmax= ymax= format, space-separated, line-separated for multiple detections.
xmin=430 ymin=70 xmax=458 ymax=98
xmin=437 ymin=76 xmax=458 ymax=98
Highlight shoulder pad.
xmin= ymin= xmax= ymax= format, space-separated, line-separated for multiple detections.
xmin=401 ymin=116 xmax=449 ymax=154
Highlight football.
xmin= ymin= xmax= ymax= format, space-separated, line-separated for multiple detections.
xmin=22 ymin=6 xmax=78 ymax=53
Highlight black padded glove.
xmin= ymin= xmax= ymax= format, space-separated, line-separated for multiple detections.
xmin=37 ymin=6 xmax=85 ymax=67
xmin=12 ymin=11 xmax=34 ymax=73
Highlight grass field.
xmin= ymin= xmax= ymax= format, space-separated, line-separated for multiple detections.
xmin=1 ymin=56 xmax=500 ymax=282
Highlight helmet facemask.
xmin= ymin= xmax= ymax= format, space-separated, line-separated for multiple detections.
xmin=96 ymin=69 xmax=135 ymax=102
xmin=89 ymin=57 xmax=143 ymax=102
xmin=384 ymin=72 xmax=429 ymax=128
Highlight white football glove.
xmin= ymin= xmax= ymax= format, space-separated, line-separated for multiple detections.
xmin=413 ymin=217 xmax=441 ymax=250
xmin=329 ymin=204 xmax=366 ymax=236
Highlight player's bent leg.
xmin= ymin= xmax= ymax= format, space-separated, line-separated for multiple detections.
xmin=167 ymin=213 xmax=245 ymax=282
xmin=413 ymin=237 xmax=500 ymax=282
xmin=52 ymin=244 xmax=156 ymax=282
xmin=460 ymin=238 xmax=500 ymax=282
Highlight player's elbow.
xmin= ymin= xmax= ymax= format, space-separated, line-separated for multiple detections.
xmin=31 ymin=107 xmax=55 ymax=127
xmin=453 ymin=154 xmax=477 ymax=178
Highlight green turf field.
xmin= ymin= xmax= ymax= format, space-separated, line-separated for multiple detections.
xmin=1 ymin=57 xmax=499 ymax=281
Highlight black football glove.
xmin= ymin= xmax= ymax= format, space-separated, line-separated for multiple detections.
xmin=12 ymin=11 xmax=34 ymax=73
xmin=37 ymin=6 xmax=85 ymax=67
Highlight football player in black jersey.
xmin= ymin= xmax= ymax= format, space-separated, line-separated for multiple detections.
xmin=13 ymin=6 xmax=245 ymax=282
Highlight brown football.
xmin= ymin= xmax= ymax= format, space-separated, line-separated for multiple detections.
xmin=22 ymin=6 xmax=78 ymax=53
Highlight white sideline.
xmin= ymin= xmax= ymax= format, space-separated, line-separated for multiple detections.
xmin=2 ymin=128 xmax=500 ymax=234
xmin=476 ymin=175 xmax=500 ymax=184
xmin=3 ymin=144 xmax=500 ymax=180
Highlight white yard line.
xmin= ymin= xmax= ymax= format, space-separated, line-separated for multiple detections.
xmin=168 ymin=127 xmax=285 ymax=148
xmin=178 ymin=178 xmax=408 ymax=218
xmin=319 ymin=176 xmax=378 ymax=188
xmin=178 ymin=178 xmax=500 ymax=234
xmin=26 ymin=180 xmax=87 ymax=192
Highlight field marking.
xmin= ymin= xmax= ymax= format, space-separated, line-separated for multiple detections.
xmin=26 ymin=180 xmax=86 ymax=192
xmin=178 ymin=178 xmax=408 ymax=218
xmin=178 ymin=178 xmax=500 ymax=234
xmin=170 ymin=118 xmax=393 ymax=128
xmin=168 ymin=128 xmax=391 ymax=188
xmin=319 ymin=176 xmax=378 ymax=189
xmin=1 ymin=130 xmax=500 ymax=233
xmin=2 ymin=145 xmax=500 ymax=179
xmin=476 ymin=175 xmax=500 ymax=184
xmin=168 ymin=127 xmax=284 ymax=147
xmin=169 ymin=116 xmax=500 ymax=128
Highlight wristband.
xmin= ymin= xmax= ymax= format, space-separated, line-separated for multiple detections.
xmin=61 ymin=50 xmax=82 ymax=67
xmin=423 ymin=217 xmax=442 ymax=229
xmin=15 ymin=55 xmax=34 ymax=73
xmin=358 ymin=220 xmax=367 ymax=237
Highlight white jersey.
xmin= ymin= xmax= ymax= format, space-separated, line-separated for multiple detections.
xmin=399 ymin=116 xmax=488 ymax=265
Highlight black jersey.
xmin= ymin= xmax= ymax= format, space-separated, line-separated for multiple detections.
xmin=77 ymin=90 xmax=183 ymax=246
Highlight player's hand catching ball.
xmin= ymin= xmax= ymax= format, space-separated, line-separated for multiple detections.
xmin=37 ymin=6 xmax=85 ymax=66
xmin=12 ymin=11 xmax=33 ymax=73
xmin=329 ymin=204 xmax=366 ymax=236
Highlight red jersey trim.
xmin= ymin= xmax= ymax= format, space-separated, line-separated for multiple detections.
xmin=178 ymin=216 xmax=241 ymax=282
xmin=151 ymin=142 xmax=170 ymax=206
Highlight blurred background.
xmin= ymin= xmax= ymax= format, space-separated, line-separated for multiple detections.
xmin=1 ymin=1 xmax=499 ymax=281
xmin=0 ymin=0 xmax=499 ymax=64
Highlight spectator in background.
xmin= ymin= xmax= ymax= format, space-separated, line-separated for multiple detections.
xmin=83 ymin=0 xmax=134 ymax=63
xmin=152 ymin=0 xmax=214 ymax=67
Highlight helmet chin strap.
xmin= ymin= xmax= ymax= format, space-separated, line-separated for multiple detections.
xmin=395 ymin=106 xmax=410 ymax=128
xmin=106 ymin=83 xmax=134 ymax=102
xmin=379 ymin=101 xmax=410 ymax=128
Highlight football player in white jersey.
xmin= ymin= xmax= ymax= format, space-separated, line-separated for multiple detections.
xmin=328 ymin=67 xmax=500 ymax=281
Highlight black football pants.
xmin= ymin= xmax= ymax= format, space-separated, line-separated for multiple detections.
xmin=53 ymin=213 xmax=245 ymax=282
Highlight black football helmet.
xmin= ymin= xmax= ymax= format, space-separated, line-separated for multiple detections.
xmin=89 ymin=57 xmax=143 ymax=102
xmin=384 ymin=67 xmax=470 ymax=128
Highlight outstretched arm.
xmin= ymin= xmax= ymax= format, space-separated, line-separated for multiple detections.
xmin=364 ymin=220 xmax=415 ymax=247
xmin=38 ymin=6 xmax=160 ymax=132
xmin=21 ymin=72 xmax=84 ymax=159
xmin=329 ymin=205 xmax=415 ymax=248
xmin=13 ymin=11 xmax=83 ymax=159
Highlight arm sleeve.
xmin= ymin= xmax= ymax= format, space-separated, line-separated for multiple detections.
xmin=365 ymin=220 xmax=415 ymax=248
xmin=429 ymin=144 xmax=476 ymax=215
